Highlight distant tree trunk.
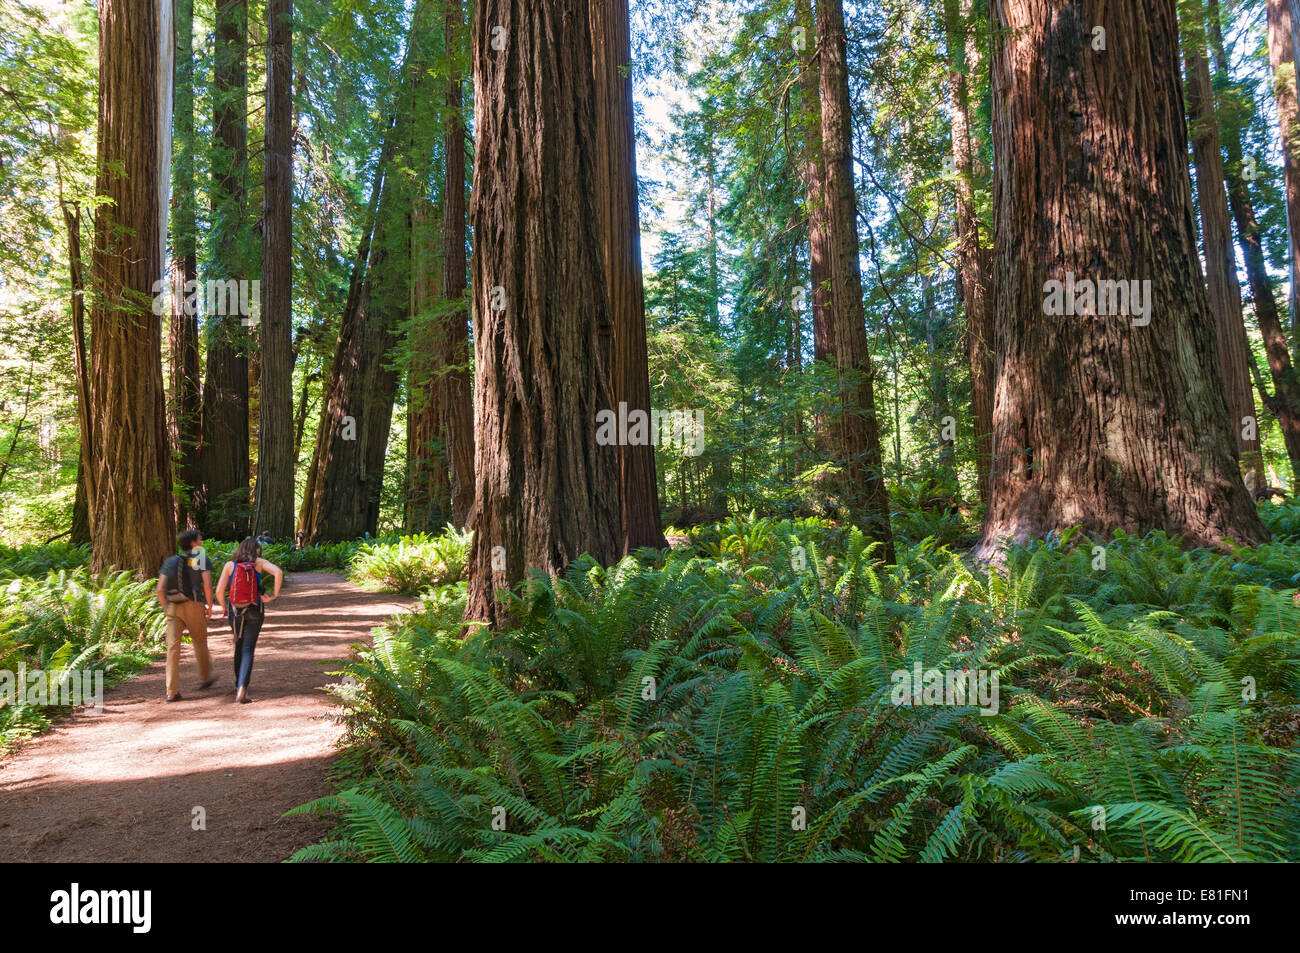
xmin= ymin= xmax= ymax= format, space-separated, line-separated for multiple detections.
xmin=54 ymin=137 xmax=91 ymax=545
xmin=817 ymin=0 xmax=893 ymax=554
xmin=300 ymin=12 xmax=432 ymax=542
xmin=1269 ymin=0 xmax=1300 ymax=336
xmin=945 ymin=0 xmax=993 ymax=504
xmin=439 ymin=0 xmax=475 ymax=529
xmin=200 ymin=0 xmax=252 ymax=539
xmin=252 ymin=0 xmax=295 ymax=539
xmin=405 ymin=197 xmax=451 ymax=533
xmin=1184 ymin=21 xmax=1265 ymax=488
xmin=169 ymin=0 xmax=201 ymax=529
xmin=975 ymin=0 xmax=1265 ymax=557
xmin=89 ymin=0 xmax=176 ymax=574
xmin=799 ymin=0 xmax=833 ymax=459
xmin=589 ymin=0 xmax=666 ymax=552
xmin=465 ymin=0 xmax=621 ymax=629
xmin=1207 ymin=0 xmax=1300 ymax=488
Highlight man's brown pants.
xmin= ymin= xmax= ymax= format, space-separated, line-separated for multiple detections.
xmin=164 ymin=600 xmax=211 ymax=698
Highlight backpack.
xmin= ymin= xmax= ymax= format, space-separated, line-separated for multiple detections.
xmin=229 ymin=561 xmax=261 ymax=610
xmin=162 ymin=554 xmax=196 ymax=603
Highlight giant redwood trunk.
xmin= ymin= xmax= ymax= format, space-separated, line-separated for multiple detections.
xmin=168 ymin=0 xmax=201 ymax=528
xmin=945 ymin=0 xmax=994 ymax=504
xmin=465 ymin=0 xmax=621 ymax=628
xmin=252 ymin=0 xmax=295 ymax=539
xmin=439 ymin=0 xmax=475 ymax=529
xmin=974 ymin=0 xmax=1265 ymax=557
xmin=1183 ymin=23 xmax=1265 ymax=488
xmin=817 ymin=0 xmax=893 ymax=553
xmin=589 ymin=0 xmax=666 ymax=552
xmin=200 ymin=0 xmax=252 ymax=539
xmin=89 ymin=0 xmax=176 ymax=575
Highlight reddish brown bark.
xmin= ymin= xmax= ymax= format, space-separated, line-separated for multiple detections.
xmin=589 ymin=0 xmax=666 ymax=553
xmin=252 ymin=0 xmax=295 ymax=538
xmin=89 ymin=0 xmax=176 ymax=574
xmin=975 ymin=0 xmax=1265 ymax=556
xmin=1184 ymin=23 xmax=1265 ymax=487
xmin=945 ymin=0 xmax=994 ymax=504
xmin=465 ymin=0 xmax=621 ymax=628
xmin=439 ymin=0 xmax=475 ymax=529
xmin=817 ymin=0 xmax=893 ymax=553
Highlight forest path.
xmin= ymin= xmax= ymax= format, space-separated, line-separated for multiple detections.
xmin=0 ymin=572 xmax=413 ymax=862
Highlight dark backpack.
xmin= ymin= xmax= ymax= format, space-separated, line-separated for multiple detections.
xmin=162 ymin=554 xmax=196 ymax=603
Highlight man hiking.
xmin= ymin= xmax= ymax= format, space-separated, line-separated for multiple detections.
xmin=155 ymin=528 xmax=218 ymax=702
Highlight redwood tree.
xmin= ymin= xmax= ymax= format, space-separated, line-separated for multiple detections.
xmin=89 ymin=0 xmax=176 ymax=574
xmin=817 ymin=0 xmax=893 ymax=553
xmin=1184 ymin=14 xmax=1264 ymax=487
xmin=200 ymin=0 xmax=252 ymax=539
xmin=975 ymin=0 xmax=1265 ymax=557
xmin=252 ymin=0 xmax=295 ymax=538
xmin=945 ymin=0 xmax=994 ymax=503
xmin=590 ymin=0 xmax=666 ymax=552
xmin=465 ymin=0 xmax=621 ymax=628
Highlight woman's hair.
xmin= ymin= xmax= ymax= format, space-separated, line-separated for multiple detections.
xmin=233 ymin=537 xmax=262 ymax=564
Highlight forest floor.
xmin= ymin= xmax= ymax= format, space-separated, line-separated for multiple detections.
xmin=0 ymin=572 xmax=413 ymax=862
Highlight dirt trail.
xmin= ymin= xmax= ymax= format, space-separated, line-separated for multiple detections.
xmin=0 ymin=572 xmax=412 ymax=862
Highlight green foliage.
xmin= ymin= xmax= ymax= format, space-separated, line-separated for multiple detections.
xmin=298 ymin=518 xmax=1299 ymax=862
xmin=349 ymin=527 xmax=471 ymax=595
xmin=0 ymin=541 xmax=92 ymax=576
xmin=0 ymin=569 xmax=165 ymax=752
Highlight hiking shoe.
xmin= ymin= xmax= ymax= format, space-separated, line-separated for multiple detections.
xmin=166 ymin=694 xmax=183 ymax=702
xmin=198 ymin=677 xmax=218 ymax=690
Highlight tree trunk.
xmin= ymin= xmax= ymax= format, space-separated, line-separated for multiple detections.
xmin=799 ymin=0 xmax=834 ymax=460
xmin=1207 ymin=0 xmax=1300 ymax=488
xmin=299 ymin=13 xmax=432 ymax=542
xmin=406 ymin=197 xmax=452 ymax=533
xmin=1269 ymin=0 xmax=1300 ymax=336
xmin=945 ymin=0 xmax=994 ymax=504
xmin=817 ymin=0 xmax=894 ymax=554
xmin=465 ymin=0 xmax=621 ymax=629
xmin=252 ymin=0 xmax=295 ymax=539
xmin=89 ymin=0 xmax=176 ymax=575
xmin=439 ymin=0 xmax=475 ymax=529
xmin=169 ymin=0 xmax=201 ymax=529
xmin=974 ymin=0 xmax=1265 ymax=557
xmin=589 ymin=0 xmax=666 ymax=552
xmin=200 ymin=0 xmax=252 ymax=540
xmin=1184 ymin=18 xmax=1265 ymax=489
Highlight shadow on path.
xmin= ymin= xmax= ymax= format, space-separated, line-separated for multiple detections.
xmin=0 ymin=572 xmax=414 ymax=862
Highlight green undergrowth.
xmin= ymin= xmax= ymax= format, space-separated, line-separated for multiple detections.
xmin=0 ymin=570 xmax=165 ymax=753
xmin=292 ymin=516 xmax=1300 ymax=862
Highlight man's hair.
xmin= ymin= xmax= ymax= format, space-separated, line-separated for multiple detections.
xmin=179 ymin=529 xmax=201 ymax=551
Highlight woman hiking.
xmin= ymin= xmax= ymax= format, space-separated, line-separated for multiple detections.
xmin=214 ymin=538 xmax=284 ymax=704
